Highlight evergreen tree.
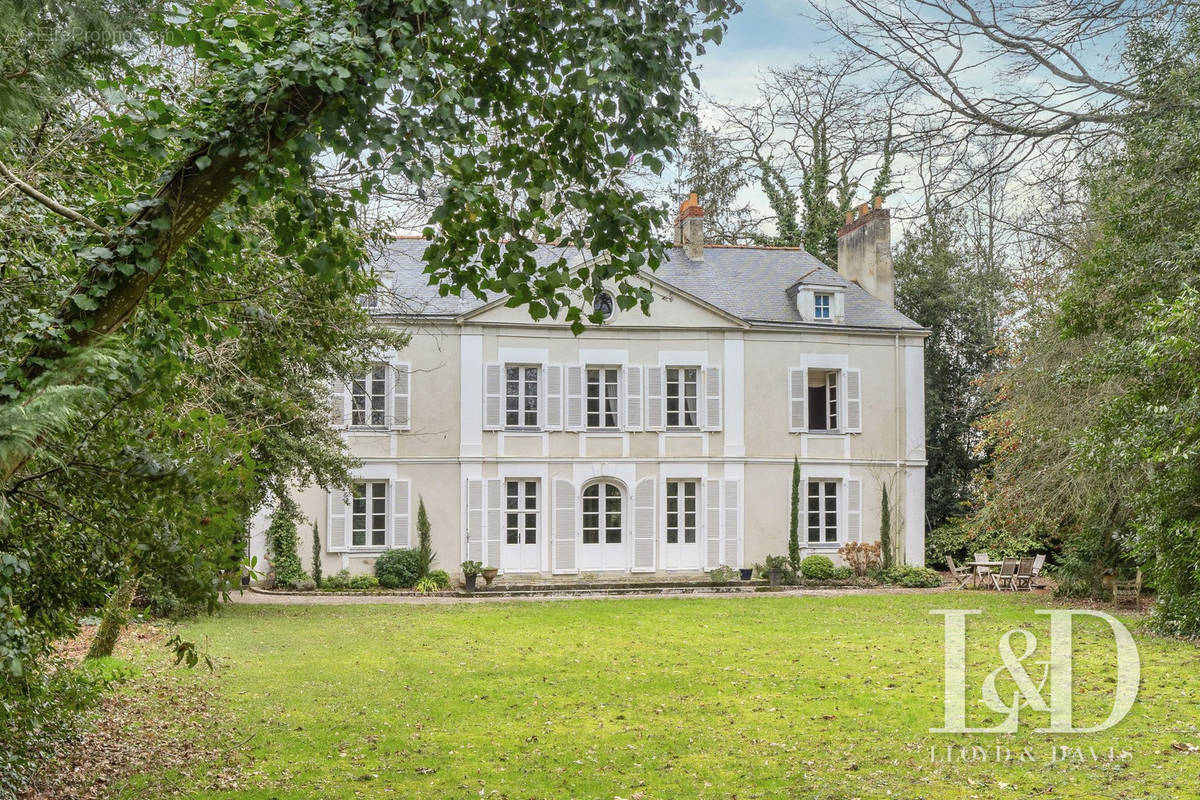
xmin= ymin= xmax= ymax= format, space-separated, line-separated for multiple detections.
xmin=311 ymin=524 xmax=322 ymax=589
xmin=880 ymin=484 xmax=893 ymax=570
xmin=416 ymin=497 xmax=434 ymax=578
xmin=788 ymin=457 xmax=801 ymax=574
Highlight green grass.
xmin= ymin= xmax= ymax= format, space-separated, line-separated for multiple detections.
xmin=118 ymin=594 xmax=1199 ymax=799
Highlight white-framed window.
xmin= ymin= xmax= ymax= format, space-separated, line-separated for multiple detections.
xmin=806 ymin=480 xmax=839 ymax=544
xmin=351 ymin=480 xmax=388 ymax=547
xmin=582 ymin=482 xmax=622 ymax=544
xmin=504 ymin=365 xmax=540 ymax=428
xmin=586 ymin=366 xmax=620 ymax=429
xmin=505 ymin=480 xmax=538 ymax=545
xmin=666 ymin=480 xmax=698 ymax=544
xmin=808 ymin=369 xmax=840 ymax=431
xmin=665 ymin=366 xmax=699 ymax=428
xmin=350 ymin=366 xmax=388 ymax=427
xmin=814 ymin=292 xmax=832 ymax=320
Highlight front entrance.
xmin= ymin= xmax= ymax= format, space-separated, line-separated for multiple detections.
xmin=664 ymin=480 xmax=701 ymax=570
xmin=501 ymin=480 xmax=540 ymax=573
xmin=580 ymin=481 xmax=625 ymax=571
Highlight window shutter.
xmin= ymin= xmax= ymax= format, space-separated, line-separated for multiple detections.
xmin=705 ymin=479 xmax=722 ymax=569
xmin=553 ymin=479 xmax=577 ymax=573
xmin=545 ymin=364 xmax=564 ymax=430
xmin=702 ymin=366 xmax=722 ymax=431
xmin=391 ymin=364 xmax=410 ymax=430
xmin=723 ymin=479 xmax=740 ymax=567
xmin=624 ymin=366 xmax=643 ymax=431
xmin=645 ymin=366 xmax=665 ymax=431
xmin=565 ymin=365 xmax=584 ymax=431
xmin=327 ymin=489 xmax=348 ymax=552
xmin=483 ymin=364 xmax=503 ymax=430
xmin=789 ymin=368 xmax=807 ymax=432
xmin=846 ymin=479 xmax=862 ymax=542
xmin=799 ymin=289 xmax=816 ymax=322
xmin=466 ymin=479 xmax=484 ymax=562
xmin=632 ymin=478 xmax=656 ymax=572
xmin=391 ymin=480 xmax=410 ymax=548
xmin=844 ymin=368 xmax=862 ymax=433
xmin=485 ymin=478 xmax=502 ymax=569
xmin=330 ymin=378 xmax=348 ymax=429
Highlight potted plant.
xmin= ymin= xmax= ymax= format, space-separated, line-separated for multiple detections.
xmin=461 ymin=560 xmax=483 ymax=592
xmin=739 ymin=567 xmax=754 ymax=581
xmin=481 ymin=566 xmax=499 ymax=586
xmin=764 ymin=555 xmax=788 ymax=587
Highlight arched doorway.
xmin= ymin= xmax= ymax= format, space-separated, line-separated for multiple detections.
xmin=580 ymin=481 xmax=625 ymax=571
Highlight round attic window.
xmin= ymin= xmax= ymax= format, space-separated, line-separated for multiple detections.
xmin=593 ymin=291 xmax=615 ymax=321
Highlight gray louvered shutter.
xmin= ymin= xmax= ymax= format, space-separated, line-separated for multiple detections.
xmin=625 ymin=366 xmax=643 ymax=430
xmin=391 ymin=364 xmax=410 ymax=430
xmin=844 ymin=368 xmax=862 ymax=433
xmin=327 ymin=489 xmax=348 ymax=552
xmin=632 ymin=478 xmax=656 ymax=572
xmin=565 ymin=365 xmax=584 ymax=431
xmin=645 ymin=366 xmax=665 ymax=431
xmin=553 ymin=479 xmax=577 ymax=573
xmin=723 ymin=479 xmax=740 ymax=567
xmin=466 ymin=479 xmax=484 ymax=562
xmin=846 ymin=478 xmax=862 ymax=543
xmin=483 ymin=364 xmax=503 ymax=430
xmin=391 ymin=480 xmax=410 ymax=548
xmin=789 ymin=368 xmax=807 ymax=432
xmin=485 ymin=479 xmax=502 ymax=569
xmin=330 ymin=378 xmax=348 ymax=429
xmin=705 ymin=479 xmax=722 ymax=569
xmin=545 ymin=364 xmax=563 ymax=430
xmin=702 ymin=366 xmax=721 ymax=431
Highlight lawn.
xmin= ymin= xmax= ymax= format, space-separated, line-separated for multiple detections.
xmin=108 ymin=593 xmax=1199 ymax=799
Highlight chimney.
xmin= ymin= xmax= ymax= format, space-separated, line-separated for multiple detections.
xmin=836 ymin=195 xmax=894 ymax=305
xmin=674 ymin=192 xmax=704 ymax=261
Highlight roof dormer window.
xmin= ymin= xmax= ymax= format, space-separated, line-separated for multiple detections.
xmin=795 ymin=286 xmax=845 ymax=324
xmin=814 ymin=292 xmax=832 ymax=321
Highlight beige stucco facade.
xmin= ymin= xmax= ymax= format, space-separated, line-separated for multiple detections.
xmin=258 ymin=268 xmax=928 ymax=582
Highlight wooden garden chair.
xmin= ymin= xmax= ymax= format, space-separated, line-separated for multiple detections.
xmin=1113 ymin=571 xmax=1143 ymax=607
xmin=1029 ymin=554 xmax=1047 ymax=589
xmin=946 ymin=556 xmax=972 ymax=589
xmin=991 ymin=557 xmax=1019 ymax=591
xmin=973 ymin=552 xmax=993 ymax=585
xmin=1013 ymin=557 xmax=1036 ymax=591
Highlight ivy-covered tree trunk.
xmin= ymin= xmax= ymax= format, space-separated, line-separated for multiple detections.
xmin=880 ymin=484 xmax=893 ymax=570
xmin=788 ymin=457 xmax=801 ymax=574
xmin=86 ymin=575 xmax=138 ymax=660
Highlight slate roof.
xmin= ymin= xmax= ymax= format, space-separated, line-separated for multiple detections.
xmin=374 ymin=238 xmax=923 ymax=331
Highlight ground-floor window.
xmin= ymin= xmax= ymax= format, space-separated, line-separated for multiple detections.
xmin=352 ymin=481 xmax=387 ymax=547
xmin=506 ymin=480 xmax=538 ymax=545
xmin=666 ymin=480 xmax=698 ymax=544
xmin=582 ymin=482 xmax=622 ymax=544
xmin=807 ymin=480 xmax=838 ymax=544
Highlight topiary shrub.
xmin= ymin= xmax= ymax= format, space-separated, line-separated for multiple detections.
xmin=311 ymin=524 xmax=322 ymax=589
xmin=265 ymin=508 xmax=309 ymax=589
xmin=375 ymin=548 xmax=422 ymax=589
xmin=879 ymin=565 xmax=943 ymax=588
xmin=800 ymin=554 xmax=835 ymax=580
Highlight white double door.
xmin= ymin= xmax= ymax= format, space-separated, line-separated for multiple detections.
xmin=500 ymin=479 xmax=540 ymax=573
xmin=579 ymin=481 xmax=627 ymax=571
xmin=663 ymin=479 xmax=702 ymax=570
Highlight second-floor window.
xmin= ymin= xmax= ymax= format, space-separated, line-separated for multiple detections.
xmin=505 ymin=365 xmax=539 ymax=428
xmin=586 ymin=367 xmax=620 ymax=429
xmin=808 ymin=369 xmax=839 ymax=431
xmin=665 ymin=367 xmax=699 ymax=428
xmin=351 ymin=366 xmax=388 ymax=427
xmin=351 ymin=481 xmax=388 ymax=547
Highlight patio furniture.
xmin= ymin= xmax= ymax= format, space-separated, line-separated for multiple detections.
xmin=973 ymin=552 xmax=993 ymax=586
xmin=1029 ymin=554 xmax=1047 ymax=589
xmin=1113 ymin=571 xmax=1143 ymax=607
xmin=991 ymin=557 xmax=1020 ymax=591
xmin=946 ymin=556 xmax=972 ymax=589
xmin=1013 ymin=556 xmax=1036 ymax=591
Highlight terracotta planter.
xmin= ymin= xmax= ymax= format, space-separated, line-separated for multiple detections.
xmin=482 ymin=567 xmax=499 ymax=586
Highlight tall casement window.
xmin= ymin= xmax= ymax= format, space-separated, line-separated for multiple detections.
xmin=808 ymin=370 xmax=839 ymax=431
xmin=665 ymin=367 xmax=699 ymax=428
xmin=351 ymin=481 xmax=388 ymax=547
xmin=350 ymin=366 xmax=388 ymax=427
xmin=666 ymin=480 xmax=698 ymax=544
xmin=806 ymin=480 xmax=838 ymax=544
xmin=582 ymin=482 xmax=622 ymax=544
xmin=505 ymin=480 xmax=538 ymax=545
xmin=586 ymin=367 xmax=620 ymax=429
xmin=813 ymin=292 xmax=832 ymax=320
xmin=505 ymin=365 xmax=539 ymax=428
